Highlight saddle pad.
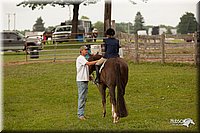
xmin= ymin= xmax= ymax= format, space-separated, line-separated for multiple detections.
xmin=99 ymin=60 xmax=107 ymax=73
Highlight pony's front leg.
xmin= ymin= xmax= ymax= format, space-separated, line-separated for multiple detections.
xmin=102 ymin=89 xmax=106 ymax=117
xmin=102 ymin=97 xmax=106 ymax=117
xmin=99 ymin=84 xmax=107 ymax=117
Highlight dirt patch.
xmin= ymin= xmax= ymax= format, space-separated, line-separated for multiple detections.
xmin=3 ymin=61 xmax=35 ymax=66
xmin=3 ymin=60 xmax=75 ymax=66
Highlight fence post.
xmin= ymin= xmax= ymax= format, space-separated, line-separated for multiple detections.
xmin=144 ymin=36 xmax=147 ymax=55
xmin=53 ymin=43 xmax=57 ymax=62
xmin=134 ymin=34 xmax=139 ymax=63
xmin=25 ymin=42 xmax=28 ymax=62
xmin=161 ymin=33 xmax=165 ymax=64
xmin=194 ymin=32 xmax=198 ymax=65
xmin=111 ymin=20 xmax=116 ymax=31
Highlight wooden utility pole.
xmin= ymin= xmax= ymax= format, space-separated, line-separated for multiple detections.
xmin=104 ymin=0 xmax=111 ymax=36
xmin=71 ymin=3 xmax=80 ymax=40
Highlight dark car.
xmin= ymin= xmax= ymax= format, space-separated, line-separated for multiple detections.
xmin=1 ymin=30 xmax=26 ymax=51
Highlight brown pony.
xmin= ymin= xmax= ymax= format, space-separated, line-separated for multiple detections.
xmin=88 ymin=54 xmax=128 ymax=123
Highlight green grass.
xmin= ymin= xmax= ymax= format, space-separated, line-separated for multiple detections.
xmin=3 ymin=56 xmax=198 ymax=132
xmin=3 ymin=52 xmax=27 ymax=63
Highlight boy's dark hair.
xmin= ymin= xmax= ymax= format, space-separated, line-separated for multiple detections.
xmin=106 ymin=28 xmax=115 ymax=36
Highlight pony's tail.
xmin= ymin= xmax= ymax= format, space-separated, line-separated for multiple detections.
xmin=116 ymin=62 xmax=128 ymax=118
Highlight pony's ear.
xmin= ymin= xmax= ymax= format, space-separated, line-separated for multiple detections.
xmin=96 ymin=52 xmax=99 ymax=55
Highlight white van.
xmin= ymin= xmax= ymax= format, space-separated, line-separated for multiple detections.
xmin=137 ymin=30 xmax=147 ymax=35
xmin=52 ymin=25 xmax=72 ymax=43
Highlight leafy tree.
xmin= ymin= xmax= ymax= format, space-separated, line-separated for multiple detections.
xmin=81 ymin=16 xmax=89 ymax=20
xmin=17 ymin=0 xmax=99 ymax=38
xmin=115 ymin=22 xmax=134 ymax=33
xmin=46 ymin=26 xmax=55 ymax=31
xmin=159 ymin=24 xmax=176 ymax=34
xmin=33 ymin=17 xmax=45 ymax=31
xmin=17 ymin=0 xmax=148 ymax=37
xmin=166 ymin=28 xmax=172 ymax=34
xmin=116 ymin=23 xmax=126 ymax=33
xmin=93 ymin=21 xmax=104 ymax=37
xmin=177 ymin=12 xmax=197 ymax=34
xmin=133 ymin=11 xmax=145 ymax=34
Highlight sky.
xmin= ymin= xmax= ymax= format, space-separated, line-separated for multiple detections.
xmin=0 ymin=0 xmax=199 ymax=31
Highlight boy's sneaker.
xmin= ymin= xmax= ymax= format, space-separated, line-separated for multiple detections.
xmin=79 ymin=116 xmax=86 ymax=120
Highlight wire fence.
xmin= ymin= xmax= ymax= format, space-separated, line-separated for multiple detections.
xmin=3 ymin=32 xmax=198 ymax=65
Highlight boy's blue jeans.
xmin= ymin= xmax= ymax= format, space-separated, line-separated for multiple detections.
xmin=77 ymin=81 xmax=88 ymax=118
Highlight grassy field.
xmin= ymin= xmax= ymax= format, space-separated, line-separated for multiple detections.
xmin=3 ymin=53 xmax=198 ymax=132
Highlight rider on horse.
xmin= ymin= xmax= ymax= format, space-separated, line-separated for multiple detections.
xmin=95 ymin=28 xmax=120 ymax=84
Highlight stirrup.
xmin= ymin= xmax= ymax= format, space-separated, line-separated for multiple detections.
xmin=94 ymin=79 xmax=99 ymax=84
xmin=94 ymin=78 xmax=100 ymax=85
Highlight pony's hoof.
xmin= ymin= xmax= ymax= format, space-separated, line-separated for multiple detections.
xmin=113 ymin=120 xmax=119 ymax=124
xmin=113 ymin=117 xmax=119 ymax=123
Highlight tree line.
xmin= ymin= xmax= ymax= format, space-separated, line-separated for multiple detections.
xmin=17 ymin=0 xmax=197 ymax=36
xmin=93 ymin=11 xmax=197 ymax=35
xmin=20 ymin=11 xmax=197 ymax=37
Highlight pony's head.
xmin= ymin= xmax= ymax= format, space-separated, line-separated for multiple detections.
xmin=88 ymin=54 xmax=102 ymax=74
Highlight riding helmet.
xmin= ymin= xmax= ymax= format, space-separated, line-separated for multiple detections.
xmin=106 ymin=28 xmax=115 ymax=36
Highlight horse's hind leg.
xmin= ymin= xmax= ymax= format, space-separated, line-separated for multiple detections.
xmin=112 ymin=104 xmax=119 ymax=123
xmin=109 ymin=87 xmax=119 ymax=123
